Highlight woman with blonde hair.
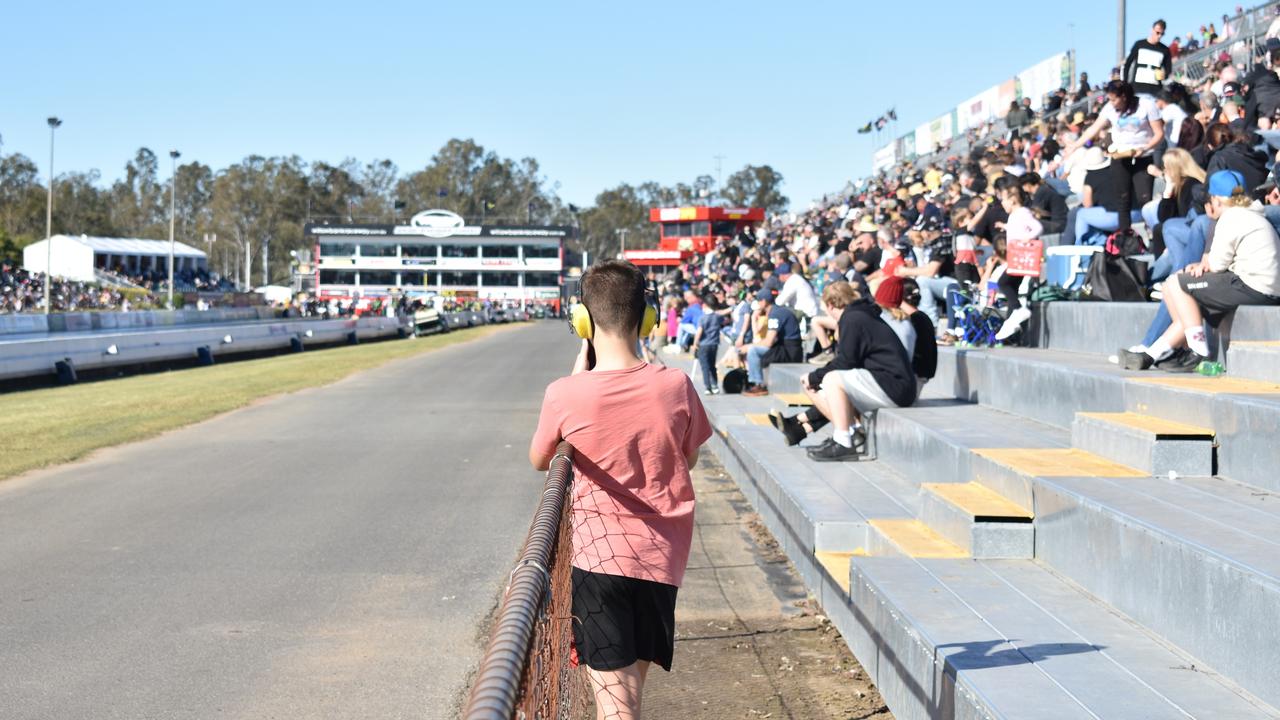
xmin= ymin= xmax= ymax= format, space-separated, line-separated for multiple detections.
xmin=1142 ymin=148 xmax=1206 ymax=230
xmin=1148 ymin=149 xmax=1208 ymax=284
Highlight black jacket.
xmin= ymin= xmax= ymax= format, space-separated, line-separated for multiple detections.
xmin=1246 ymin=71 xmax=1280 ymax=129
xmin=1207 ymin=142 xmax=1270 ymax=196
xmin=807 ymin=300 xmax=916 ymax=407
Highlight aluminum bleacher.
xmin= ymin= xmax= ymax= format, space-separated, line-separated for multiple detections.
xmin=687 ymin=301 xmax=1280 ymax=719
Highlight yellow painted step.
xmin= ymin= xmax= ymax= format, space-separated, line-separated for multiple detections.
xmin=869 ymin=519 xmax=967 ymax=558
xmin=1133 ymin=376 xmax=1280 ymax=395
xmin=1230 ymin=340 xmax=1280 ymax=347
xmin=1077 ymin=411 xmax=1214 ymax=439
xmin=773 ymin=393 xmax=813 ymax=406
xmin=744 ymin=413 xmax=773 ymax=426
xmin=815 ymin=550 xmax=863 ymax=594
xmin=973 ymin=448 xmax=1146 ymax=478
xmin=923 ymin=482 xmax=1033 ymax=521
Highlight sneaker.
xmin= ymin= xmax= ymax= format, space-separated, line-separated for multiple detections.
xmin=995 ymin=307 xmax=1032 ymax=341
xmin=742 ymin=383 xmax=769 ymax=397
xmin=807 ymin=437 xmax=861 ymax=462
xmin=808 ymin=348 xmax=835 ymax=365
xmin=1118 ymin=348 xmax=1154 ymax=371
xmin=1159 ymin=347 xmax=1206 ymax=373
xmin=703 ymin=388 xmax=716 ymax=396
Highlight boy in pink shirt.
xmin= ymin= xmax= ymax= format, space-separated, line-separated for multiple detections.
xmin=530 ymin=261 xmax=712 ymax=720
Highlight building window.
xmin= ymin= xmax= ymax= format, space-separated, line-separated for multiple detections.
xmin=360 ymin=270 xmax=398 ymax=285
xmin=359 ymin=243 xmax=397 ymax=257
xmin=320 ymin=269 xmax=357 ymax=284
xmin=525 ymin=272 xmax=560 ymax=287
xmin=401 ymin=243 xmax=438 ymax=258
xmin=442 ymin=244 xmax=478 ymax=258
xmin=691 ymin=221 xmax=710 ymax=236
xmin=712 ymin=220 xmax=738 ymax=237
xmin=484 ymin=271 xmax=520 ymax=287
xmin=663 ymin=222 xmax=692 ymax=238
xmin=320 ymin=242 xmax=356 ymax=257
xmin=522 ymin=244 xmax=560 ymax=259
xmin=483 ymin=245 xmax=520 ymax=258
xmin=400 ymin=270 xmax=428 ymax=286
xmin=439 ymin=271 xmax=478 ymax=285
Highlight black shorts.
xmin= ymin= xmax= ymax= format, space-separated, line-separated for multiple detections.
xmin=1178 ymin=271 xmax=1280 ymax=324
xmin=571 ymin=567 xmax=678 ymax=672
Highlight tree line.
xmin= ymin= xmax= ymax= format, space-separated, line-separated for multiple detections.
xmin=0 ymin=135 xmax=787 ymax=286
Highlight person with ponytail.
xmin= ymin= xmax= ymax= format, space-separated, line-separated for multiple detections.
xmin=995 ymin=178 xmax=1044 ymax=340
xmin=1064 ymin=80 xmax=1166 ymax=242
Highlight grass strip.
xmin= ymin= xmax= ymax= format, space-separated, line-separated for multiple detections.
xmin=0 ymin=324 xmax=512 ymax=480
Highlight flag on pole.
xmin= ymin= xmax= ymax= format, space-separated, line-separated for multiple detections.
xmin=857 ymin=122 xmax=873 ymax=134
xmin=874 ymin=116 xmax=888 ymax=130
xmin=887 ymin=108 xmax=898 ymax=121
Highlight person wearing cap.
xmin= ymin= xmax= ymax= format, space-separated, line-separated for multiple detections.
xmin=1120 ymin=170 xmax=1280 ymax=372
xmin=873 ymin=276 xmax=917 ymax=357
xmin=773 ymin=261 xmax=819 ymax=322
xmin=741 ymin=286 xmax=803 ymax=397
xmin=895 ymin=215 xmax=957 ymax=328
xmin=773 ymin=280 xmax=915 ymax=461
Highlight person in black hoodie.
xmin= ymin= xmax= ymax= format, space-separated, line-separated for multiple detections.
xmin=1207 ymin=128 xmax=1269 ymax=194
xmin=767 ymin=281 xmax=916 ymax=462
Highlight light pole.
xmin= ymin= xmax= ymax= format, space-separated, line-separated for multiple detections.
xmin=44 ymin=116 xmax=61 ymax=315
xmin=168 ymin=150 xmax=180 ymax=309
xmin=615 ymin=228 xmax=628 ymax=258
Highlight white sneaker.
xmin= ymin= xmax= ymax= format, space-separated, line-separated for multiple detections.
xmin=1126 ymin=344 xmax=1147 ymax=354
xmin=995 ymin=307 xmax=1032 ymax=341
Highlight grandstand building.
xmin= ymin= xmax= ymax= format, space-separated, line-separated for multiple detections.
xmin=305 ymin=210 xmax=569 ymax=303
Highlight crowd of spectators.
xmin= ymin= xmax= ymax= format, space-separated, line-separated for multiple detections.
xmin=632 ymin=7 xmax=1280 ymax=459
xmin=1 ymin=261 xmax=162 ymax=313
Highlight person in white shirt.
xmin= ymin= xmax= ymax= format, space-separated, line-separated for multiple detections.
xmin=995 ymin=179 xmax=1045 ymax=340
xmin=773 ymin=262 xmax=818 ymax=319
xmin=1065 ymin=80 xmax=1165 ymax=240
xmin=1120 ymin=170 xmax=1280 ymax=372
xmin=1156 ymin=89 xmax=1187 ymax=146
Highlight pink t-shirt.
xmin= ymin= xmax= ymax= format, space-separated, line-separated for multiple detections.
xmin=531 ymin=362 xmax=712 ymax=587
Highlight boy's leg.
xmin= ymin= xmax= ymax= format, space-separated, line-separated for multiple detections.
xmin=586 ymin=662 xmax=649 ymax=720
xmin=746 ymin=345 xmax=767 ymax=385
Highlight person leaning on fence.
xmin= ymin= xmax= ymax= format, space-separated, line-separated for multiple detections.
xmin=529 ymin=260 xmax=713 ymax=720
xmin=767 ymin=281 xmax=917 ymax=462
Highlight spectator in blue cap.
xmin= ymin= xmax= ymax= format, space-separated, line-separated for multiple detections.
xmin=1121 ymin=170 xmax=1280 ymax=371
xmin=742 ymin=286 xmax=803 ymax=396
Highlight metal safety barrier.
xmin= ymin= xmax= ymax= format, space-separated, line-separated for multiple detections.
xmin=463 ymin=440 xmax=584 ymax=720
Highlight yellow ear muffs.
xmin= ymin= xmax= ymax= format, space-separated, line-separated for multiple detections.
xmin=639 ymin=305 xmax=658 ymax=337
xmin=573 ymin=302 xmax=657 ymax=340
xmin=571 ymin=303 xmax=594 ymax=340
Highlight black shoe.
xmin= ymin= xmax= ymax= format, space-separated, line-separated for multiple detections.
xmin=770 ymin=411 xmax=808 ymax=446
xmin=1160 ymin=347 xmax=1206 ymax=373
xmin=807 ymin=437 xmax=861 ymax=462
xmin=1119 ymin=348 xmax=1154 ymax=371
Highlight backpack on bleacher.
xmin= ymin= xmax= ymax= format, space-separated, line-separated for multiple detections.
xmin=721 ymin=368 xmax=748 ymax=394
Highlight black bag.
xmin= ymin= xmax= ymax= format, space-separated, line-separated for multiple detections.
xmin=1081 ymin=253 xmax=1146 ymax=302
xmin=722 ymin=368 xmax=748 ymax=394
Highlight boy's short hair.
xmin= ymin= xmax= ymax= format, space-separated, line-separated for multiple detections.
xmin=581 ymin=260 xmax=646 ymax=335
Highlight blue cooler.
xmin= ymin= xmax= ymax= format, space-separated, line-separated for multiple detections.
xmin=1044 ymin=246 xmax=1102 ymax=290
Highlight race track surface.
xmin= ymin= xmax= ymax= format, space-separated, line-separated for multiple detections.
xmin=0 ymin=320 xmax=576 ymax=719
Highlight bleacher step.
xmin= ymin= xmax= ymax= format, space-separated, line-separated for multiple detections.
xmin=1226 ymin=341 xmax=1280 ymax=383
xmin=920 ymin=482 xmax=1033 ymax=558
xmin=845 ymin=556 xmax=1278 ymax=720
xmin=867 ymin=519 xmax=967 ymax=558
xmin=1071 ymin=411 xmax=1214 ymax=476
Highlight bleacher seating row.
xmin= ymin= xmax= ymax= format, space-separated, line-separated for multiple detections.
xmin=685 ymin=301 xmax=1280 ymax=719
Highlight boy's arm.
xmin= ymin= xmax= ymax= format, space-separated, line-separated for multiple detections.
xmin=529 ymin=386 xmax=563 ymax=471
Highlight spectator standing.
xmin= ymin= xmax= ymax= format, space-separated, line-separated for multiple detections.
xmin=1021 ymin=172 xmax=1068 ymax=235
xmin=1124 ymin=20 xmax=1172 ymax=97
xmin=1006 ymin=101 xmax=1031 ymax=130
xmin=691 ymin=295 xmax=724 ymax=395
xmin=773 ymin=262 xmax=819 ymax=322
xmin=996 ymin=182 xmax=1045 ymax=340
xmin=1066 ymin=80 xmax=1166 ymax=241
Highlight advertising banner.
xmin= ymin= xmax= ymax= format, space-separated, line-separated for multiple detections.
xmin=872 ymin=143 xmax=897 ymax=173
xmin=1017 ymin=52 xmax=1072 ymax=110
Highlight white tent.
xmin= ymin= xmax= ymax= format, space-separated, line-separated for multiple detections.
xmin=23 ymin=234 xmax=206 ymax=282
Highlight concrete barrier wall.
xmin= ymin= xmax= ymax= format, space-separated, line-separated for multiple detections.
xmin=1 ymin=307 xmax=276 ymax=337
xmin=1040 ymin=302 xmax=1280 ymax=355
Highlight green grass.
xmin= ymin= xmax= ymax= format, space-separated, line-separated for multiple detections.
xmin=0 ymin=324 xmax=513 ymax=480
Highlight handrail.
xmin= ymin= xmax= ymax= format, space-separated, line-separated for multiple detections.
xmin=463 ymin=440 xmax=575 ymax=720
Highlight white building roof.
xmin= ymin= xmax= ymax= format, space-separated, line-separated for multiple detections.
xmin=54 ymin=234 xmax=207 ymax=259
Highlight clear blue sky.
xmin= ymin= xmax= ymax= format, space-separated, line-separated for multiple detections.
xmin=3 ymin=0 xmax=1225 ymax=211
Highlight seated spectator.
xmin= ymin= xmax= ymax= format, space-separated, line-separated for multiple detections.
xmin=1120 ymin=170 xmax=1280 ymax=371
xmin=901 ymin=279 xmax=938 ymax=393
xmin=742 ymin=287 xmax=803 ymax=397
xmin=874 ymin=276 xmax=916 ymax=355
xmin=766 ymin=281 xmax=916 ymax=461
xmin=1146 ymin=149 xmax=1208 ymax=283
xmin=1073 ymin=145 xmax=1142 ymax=246
xmin=1206 ymin=127 xmax=1269 ymax=193
xmin=895 ymin=216 xmax=957 ymax=330
xmin=773 ymin=262 xmax=819 ymax=322
xmin=676 ymin=290 xmax=702 ymax=351
xmin=1021 ymin=172 xmax=1068 ymax=235
xmin=995 ymin=179 xmax=1045 ymax=340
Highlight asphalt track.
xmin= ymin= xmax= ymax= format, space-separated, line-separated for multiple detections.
xmin=0 ymin=320 xmax=577 ymax=719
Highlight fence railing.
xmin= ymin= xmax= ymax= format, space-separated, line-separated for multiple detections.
xmin=463 ymin=440 xmax=586 ymax=720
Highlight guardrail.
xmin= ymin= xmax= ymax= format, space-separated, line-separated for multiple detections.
xmin=463 ymin=440 xmax=584 ymax=719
